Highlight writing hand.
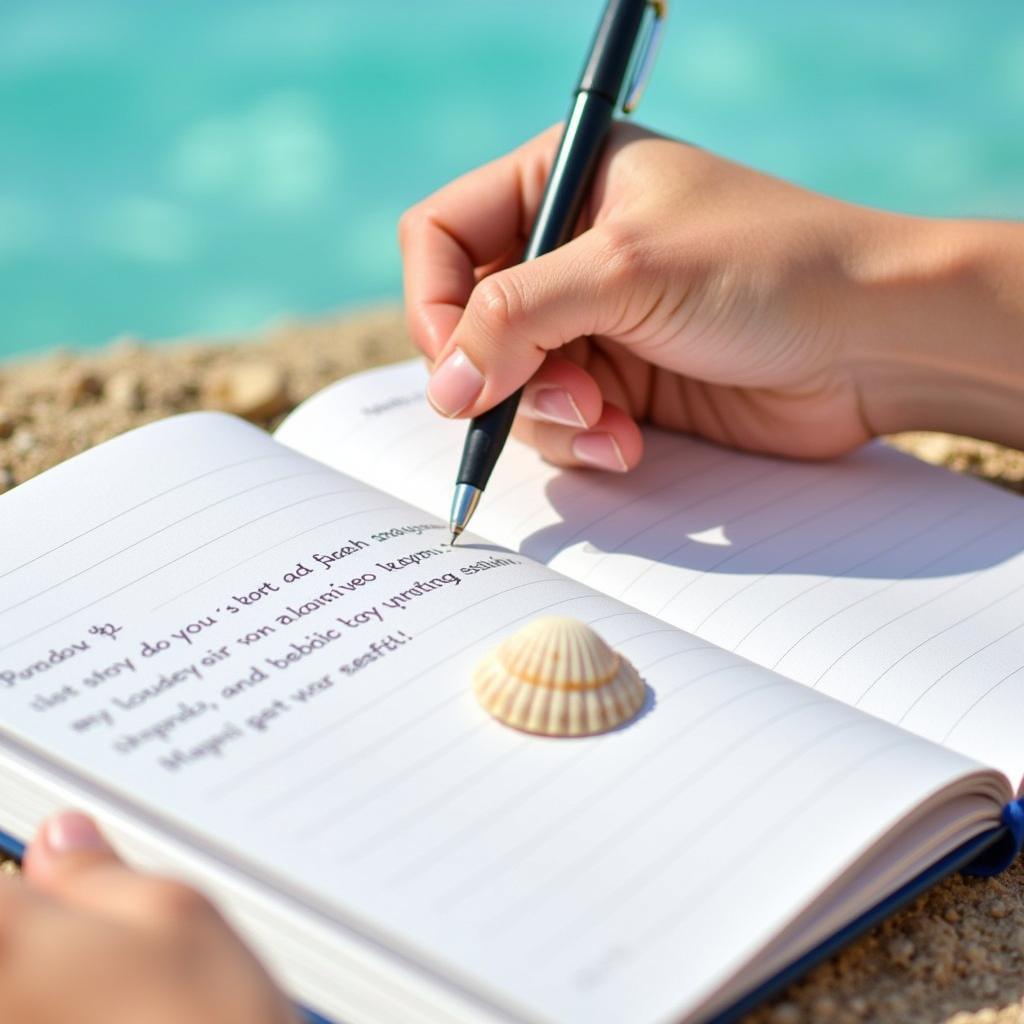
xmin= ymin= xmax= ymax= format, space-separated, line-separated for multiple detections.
xmin=401 ymin=124 xmax=1024 ymax=469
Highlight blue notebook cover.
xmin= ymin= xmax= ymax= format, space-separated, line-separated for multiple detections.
xmin=2 ymin=803 xmax=1021 ymax=1024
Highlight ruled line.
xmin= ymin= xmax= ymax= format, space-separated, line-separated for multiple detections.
xmin=647 ymin=471 xmax=845 ymax=619
xmin=435 ymin=659 xmax=789 ymax=908
xmin=0 ymin=469 xmax=335 ymax=618
xmin=499 ymin=692 xmax=835 ymax=937
xmin=690 ymin=488 xmax=924 ymax=634
xmin=524 ymin=716 xmax=884 ymax=954
xmin=149 ymin=504 xmax=408 ymax=611
xmin=733 ymin=499 xmax=976 ymax=654
xmin=851 ymin=575 xmax=1024 ymax=707
xmin=0 ymin=488 xmax=364 ymax=653
xmin=596 ymin=462 xmax=802 ymax=609
xmin=568 ymin=460 xmax=757 ymax=585
xmin=336 ymin=636 xmax=721 ymax=868
xmin=254 ymin=612 xmax=677 ymax=834
xmin=570 ymin=455 xmax=747 ymax=578
xmin=630 ymin=735 xmax=917 ymax=952
xmin=0 ymin=451 xmax=290 ymax=581
xmin=498 ymin=447 xmax=705 ymax=544
xmin=350 ymin=642 xmax=725 ymax=873
xmin=771 ymin=509 xmax=1023 ymax=673
xmin=203 ymin=575 xmax=589 ymax=801
xmin=895 ymin=620 xmax=1024 ymax=724
xmin=942 ymin=665 xmax=1024 ymax=743
xmin=276 ymin=719 xmax=490 ymax=830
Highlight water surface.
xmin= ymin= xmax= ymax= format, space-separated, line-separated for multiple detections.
xmin=1 ymin=1 xmax=1022 ymax=357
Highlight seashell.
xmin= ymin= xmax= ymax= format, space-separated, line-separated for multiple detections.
xmin=472 ymin=617 xmax=645 ymax=736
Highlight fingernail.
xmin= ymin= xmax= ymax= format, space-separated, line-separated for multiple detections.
xmin=571 ymin=431 xmax=628 ymax=472
xmin=529 ymin=388 xmax=586 ymax=427
xmin=44 ymin=812 xmax=108 ymax=853
xmin=427 ymin=348 xmax=484 ymax=417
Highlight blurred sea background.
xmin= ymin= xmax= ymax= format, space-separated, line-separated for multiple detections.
xmin=1 ymin=0 xmax=1023 ymax=360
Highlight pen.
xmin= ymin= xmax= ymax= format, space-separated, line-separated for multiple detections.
xmin=449 ymin=0 xmax=667 ymax=544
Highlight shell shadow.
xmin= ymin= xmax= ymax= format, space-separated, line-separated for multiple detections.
xmin=607 ymin=681 xmax=657 ymax=734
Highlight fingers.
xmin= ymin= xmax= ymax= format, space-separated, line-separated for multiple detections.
xmin=23 ymin=811 xmax=124 ymax=894
xmin=519 ymin=355 xmax=604 ymax=428
xmin=514 ymin=402 xmax=644 ymax=472
xmin=400 ymin=125 xmax=562 ymax=360
xmin=425 ymin=228 xmax=629 ymax=418
xmin=432 ymin=349 xmax=644 ymax=473
xmin=24 ymin=811 xmax=153 ymax=925
xmin=24 ymin=811 xmax=218 ymax=933
xmin=0 ymin=869 xmax=51 ymax=950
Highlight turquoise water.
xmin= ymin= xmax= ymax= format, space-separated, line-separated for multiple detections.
xmin=1 ymin=1 xmax=1023 ymax=358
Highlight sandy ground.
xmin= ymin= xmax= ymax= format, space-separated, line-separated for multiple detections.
xmin=2 ymin=306 xmax=1024 ymax=1023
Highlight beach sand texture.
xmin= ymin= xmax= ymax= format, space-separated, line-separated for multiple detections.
xmin=2 ymin=306 xmax=1023 ymax=1024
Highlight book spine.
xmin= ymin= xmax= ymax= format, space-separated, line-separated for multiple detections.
xmin=962 ymin=798 xmax=1024 ymax=877
xmin=0 ymin=829 xmax=25 ymax=861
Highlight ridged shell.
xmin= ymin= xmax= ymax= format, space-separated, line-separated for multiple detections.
xmin=472 ymin=617 xmax=645 ymax=736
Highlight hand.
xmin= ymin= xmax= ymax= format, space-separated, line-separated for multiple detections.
xmin=1 ymin=811 xmax=297 ymax=1024
xmin=400 ymin=124 xmax=1024 ymax=467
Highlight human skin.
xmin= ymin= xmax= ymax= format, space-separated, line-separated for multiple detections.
xmin=1 ymin=812 xmax=296 ymax=1024
xmin=400 ymin=123 xmax=1024 ymax=472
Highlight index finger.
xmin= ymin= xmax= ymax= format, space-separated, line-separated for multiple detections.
xmin=399 ymin=124 xmax=561 ymax=360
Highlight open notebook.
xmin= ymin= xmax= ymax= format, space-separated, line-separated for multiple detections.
xmin=1 ymin=357 xmax=1023 ymax=1024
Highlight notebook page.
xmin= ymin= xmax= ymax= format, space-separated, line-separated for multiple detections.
xmin=276 ymin=360 xmax=1024 ymax=787
xmin=0 ymin=412 xmax=1004 ymax=1024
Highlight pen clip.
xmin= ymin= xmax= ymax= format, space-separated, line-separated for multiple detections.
xmin=622 ymin=0 xmax=668 ymax=114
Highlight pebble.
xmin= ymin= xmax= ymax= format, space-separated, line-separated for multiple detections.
xmin=64 ymin=369 xmax=104 ymax=406
xmin=966 ymin=941 xmax=990 ymax=965
xmin=978 ymin=975 xmax=999 ymax=997
xmin=12 ymin=429 xmax=35 ymax=456
xmin=203 ymin=361 xmax=289 ymax=421
xmin=884 ymin=993 xmax=909 ymax=1016
xmin=988 ymin=898 xmax=1011 ymax=919
xmin=847 ymin=996 xmax=869 ymax=1018
xmin=768 ymin=1002 xmax=802 ymax=1024
xmin=105 ymin=369 xmax=144 ymax=411
xmin=887 ymin=936 xmax=915 ymax=967
xmin=809 ymin=995 xmax=839 ymax=1020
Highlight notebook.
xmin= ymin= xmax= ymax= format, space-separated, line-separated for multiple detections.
xmin=2 ymin=356 xmax=1023 ymax=1024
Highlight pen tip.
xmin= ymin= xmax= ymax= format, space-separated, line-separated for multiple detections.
xmin=449 ymin=483 xmax=481 ymax=547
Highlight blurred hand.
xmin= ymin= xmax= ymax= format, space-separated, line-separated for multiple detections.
xmin=3 ymin=811 xmax=296 ymax=1024
xmin=400 ymin=123 xmax=1024 ymax=468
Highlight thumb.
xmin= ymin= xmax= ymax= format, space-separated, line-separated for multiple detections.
xmin=23 ymin=811 xmax=143 ymax=917
xmin=25 ymin=811 xmax=220 ymax=933
xmin=426 ymin=229 xmax=621 ymax=418
xmin=24 ymin=811 xmax=122 ymax=885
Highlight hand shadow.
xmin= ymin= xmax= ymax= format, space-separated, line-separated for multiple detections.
xmin=515 ymin=432 xmax=1024 ymax=583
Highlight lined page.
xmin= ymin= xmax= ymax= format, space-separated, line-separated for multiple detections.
xmin=0 ymin=412 xmax=1003 ymax=1024
xmin=277 ymin=360 xmax=1024 ymax=787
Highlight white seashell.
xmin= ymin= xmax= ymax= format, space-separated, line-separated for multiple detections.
xmin=472 ymin=616 xmax=645 ymax=737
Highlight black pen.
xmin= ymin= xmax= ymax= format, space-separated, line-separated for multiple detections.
xmin=449 ymin=0 xmax=667 ymax=544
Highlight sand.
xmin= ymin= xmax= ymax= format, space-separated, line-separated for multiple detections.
xmin=2 ymin=306 xmax=1023 ymax=1023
